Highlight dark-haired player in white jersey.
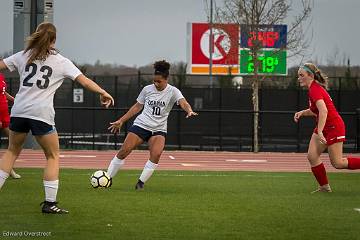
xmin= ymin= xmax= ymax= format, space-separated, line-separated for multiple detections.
xmin=0 ymin=22 xmax=114 ymax=213
xmin=107 ymin=60 xmax=198 ymax=190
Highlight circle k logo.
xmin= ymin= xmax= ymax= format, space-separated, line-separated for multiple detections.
xmin=200 ymin=28 xmax=231 ymax=60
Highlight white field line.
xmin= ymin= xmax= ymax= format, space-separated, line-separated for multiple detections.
xmin=226 ymin=159 xmax=268 ymax=163
xmin=181 ymin=163 xmax=202 ymax=167
xmin=60 ymin=155 xmax=97 ymax=158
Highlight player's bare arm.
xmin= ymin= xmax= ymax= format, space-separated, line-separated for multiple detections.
xmin=178 ymin=98 xmax=198 ymax=118
xmin=315 ymin=99 xmax=328 ymax=144
xmin=108 ymin=102 xmax=144 ymax=134
xmin=294 ymin=108 xmax=316 ymax=122
xmin=75 ymin=74 xmax=114 ymax=108
xmin=5 ymin=92 xmax=14 ymax=102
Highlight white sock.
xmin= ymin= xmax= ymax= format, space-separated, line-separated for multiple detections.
xmin=139 ymin=160 xmax=158 ymax=183
xmin=107 ymin=156 xmax=125 ymax=178
xmin=0 ymin=169 xmax=9 ymax=189
xmin=43 ymin=180 xmax=59 ymax=202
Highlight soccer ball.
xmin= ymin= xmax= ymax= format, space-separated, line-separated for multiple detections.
xmin=90 ymin=170 xmax=111 ymax=188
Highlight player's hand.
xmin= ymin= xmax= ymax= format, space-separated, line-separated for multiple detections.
xmin=293 ymin=111 xmax=303 ymax=123
xmin=100 ymin=91 xmax=114 ymax=108
xmin=108 ymin=119 xmax=123 ymax=134
xmin=317 ymin=131 xmax=327 ymax=145
xmin=186 ymin=111 xmax=198 ymax=118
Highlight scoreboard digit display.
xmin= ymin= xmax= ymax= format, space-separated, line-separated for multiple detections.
xmin=240 ymin=25 xmax=287 ymax=48
xmin=239 ymin=24 xmax=287 ymax=75
xmin=240 ymin=49 xmax=287 ymax=75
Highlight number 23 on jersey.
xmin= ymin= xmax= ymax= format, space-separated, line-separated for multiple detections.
xmin=23 ymin=63 xmax=53 ymax=89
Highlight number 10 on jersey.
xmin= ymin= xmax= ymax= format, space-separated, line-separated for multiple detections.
xmin=152 ymin=106 xmax=161 ymax=116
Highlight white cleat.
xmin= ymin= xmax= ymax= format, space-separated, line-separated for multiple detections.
xmin=311 ymin=184 xmax=332 ymax=194
xmin=10 ymin=169 xmax=21 ymax=179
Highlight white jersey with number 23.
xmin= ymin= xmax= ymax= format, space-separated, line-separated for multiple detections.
xmin=3 ymin=51 xmax=82 ymax=125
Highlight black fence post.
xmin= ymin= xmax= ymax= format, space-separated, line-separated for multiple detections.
xmin=177 ymin=109 xmax=182 ymax=150
xmin=357 ymin=108 xmax=360 ymax=152
xmin=338 ymin=77 xmax=342 ymax=112
xmin=137 ymin=70 xmax=141 ymax=93
xmin=114 ymin=76 xmax=118 ymax=150
xmin=252 ymin=110 xmax=255 ymax=152
xmin=219 ymin=88 xmax=223 ymax=151
xmin=92 ymin=77 xmax=96 ymax=150
xmin=296 ymin=88 xmax=301 ymax=152
xmin=71 ymin=80 xmax=74 ymax=149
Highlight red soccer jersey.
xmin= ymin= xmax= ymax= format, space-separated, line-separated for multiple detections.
xmin=0 ymin=73 xmax=8 ymax=107
xmin=308 ymin=81 xmax=342 ymax=126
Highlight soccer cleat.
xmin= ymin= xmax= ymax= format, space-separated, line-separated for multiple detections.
xmin=135 ymin=179 xmax=144 ymax=190
xmin=311 ymin=185 xmax=332 ymax=194
xmin=40 ymin=201 xmax=69 ymax=214
xmin=10 ymin=169 xmax=21 ymax=179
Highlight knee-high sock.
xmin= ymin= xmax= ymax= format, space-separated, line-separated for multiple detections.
xmin=0 ymin=169 xmax=9 ymax=189
xmin=311 ymin=163 xmax=329 ymax=186
xmin=347 ymin=157 xmax=360 ymax=170
xmin=139 ymin=160 xmax=158 ymax=183
xmin=107 ymin=156 xmax=125 ymax=178
xmin=43 ymin=180 xmax=59 ymax=202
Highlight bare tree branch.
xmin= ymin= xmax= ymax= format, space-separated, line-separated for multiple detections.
xmin=208 ymin=0 xmax=313 ymax=152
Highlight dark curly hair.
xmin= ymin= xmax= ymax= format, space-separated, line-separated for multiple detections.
xmin=154 ymin=60 xmax=170 ymax=79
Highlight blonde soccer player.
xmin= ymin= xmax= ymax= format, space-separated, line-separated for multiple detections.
xmin=295 ymin=63 xmax=360 ymax=193
xmin=0 ymin=22 xmax=114 ymax=213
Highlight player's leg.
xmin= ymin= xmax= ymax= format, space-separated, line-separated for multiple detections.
xmin=0 ymin=130 xmax=27 ymax=188
xmin=35 ymin=130 xmax=67 ymax=214
xmin=135 ymin=134 xmax=165 ymax=190
xmin=327 ymin=142 xmax=347 ymax=169
xmin=2 ymin=127 xmax=21 ymax=179
xmin=107 ymin=132 xmax=143 ymax=178
xmin=307 ymin=133 xmax=331 ymax=193
xmin=327 ymin=142 xmax=360 ymax=169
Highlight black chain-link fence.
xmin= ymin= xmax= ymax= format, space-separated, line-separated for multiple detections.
xmin=1 ymin=73 xmax=359 ymax=152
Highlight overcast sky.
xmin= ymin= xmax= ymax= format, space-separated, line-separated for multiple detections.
xmin=1 ymin=0 xmax=359 ymax=67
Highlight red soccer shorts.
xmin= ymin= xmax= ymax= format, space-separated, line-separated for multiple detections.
xmin=314 ymin=118 xmax=346 ymax=146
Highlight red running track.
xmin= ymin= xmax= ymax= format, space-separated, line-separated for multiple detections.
xmin=2 ymin=150 xmax=360 ymax=173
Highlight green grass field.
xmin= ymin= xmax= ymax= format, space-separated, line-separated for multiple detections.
xmin=1 ymin=169 xmax=360 ymax=240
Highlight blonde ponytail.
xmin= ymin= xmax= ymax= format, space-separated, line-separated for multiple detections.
xmin=24 ymin=22 xmax=57 ymax=65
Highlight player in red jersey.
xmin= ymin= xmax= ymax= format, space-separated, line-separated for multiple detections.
xmin=0 ymin=73 xmax=21 ymax=179
xmin=294 ymin=63 xmax=360 ymax=193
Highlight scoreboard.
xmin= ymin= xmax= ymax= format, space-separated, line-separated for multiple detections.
xmin=240 ymin=25 xmax=287 ymax=48
xmin=240 ymin=25 xmax=287 ymax=75
xmin=240 ymin=50 xmax=287 ymax=75
xmin=187 ymin=23 xmax=287 ymax=76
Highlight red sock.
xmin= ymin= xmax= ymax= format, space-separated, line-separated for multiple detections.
xmin=311 ymin=163 xmax=329 ymax=186
xmin=347 ymin=157 xmax=360 ymax=170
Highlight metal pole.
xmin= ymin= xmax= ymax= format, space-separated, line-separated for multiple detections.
xmin=209 ymin=0 xmax=213 ymax=88
xmin=357 ymin=108 xmax=360 ymax=152
xmin=30 ymin=0 xmax=37 ymax=33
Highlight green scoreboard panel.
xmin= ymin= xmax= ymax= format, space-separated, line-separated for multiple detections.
xmin=239 ymin=49 xmax=287 ymax=75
